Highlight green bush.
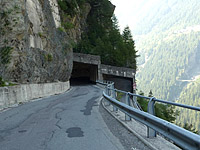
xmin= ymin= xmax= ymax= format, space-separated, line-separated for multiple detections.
xmin=137 ymin=91 xmax=179 ymax=123
xmin=58 ymin=0 xmax=78 ymax=16
xmin=0 ymin=46 xmax=13 ymax=64
xmin=62 ymin=22 xmax=75 ymax=30
xmin=116 ymin=92 xmax=123 ymax=101
xmin=181 ymin=123 xmax=199 ymax=134
xmin=0 ymin=77 xmax=16 ymax=87
xmin=58 ymin=0 xmax=68 ymax=12
xmin=58 ymin=26 xmax=65 ymax=32
xmin=38 ymin=32 xmax=45 ymax=38
xmin=76 ymin=0 xmax=85 ymax=7
xmin=45 ymin=53 xmax=53 ymax=62
xmin=0 ymin=77 xmax=6 ymax=87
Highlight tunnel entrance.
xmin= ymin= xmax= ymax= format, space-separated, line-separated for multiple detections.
xmin=70 ymin=62 xmax=98 ymax=85
xmin=103 ymin=74 xmax=133 ymax=92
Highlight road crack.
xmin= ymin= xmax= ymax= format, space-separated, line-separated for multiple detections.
xmin=55 ymin=109 xmax=64 ymax=129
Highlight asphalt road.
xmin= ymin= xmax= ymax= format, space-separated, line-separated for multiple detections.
xmin=0 ymin=85 xmax=126 ymax=150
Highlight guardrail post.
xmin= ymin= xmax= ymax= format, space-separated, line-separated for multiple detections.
xmin=105 ymin=85 xmax=108 ymax=95
xmin=110 ymin=85 xmax=113 ymax=98
xmin=111 ymin=84 xmax=115 ymax=97
xmin=112 ymin=89 xmax=118 ymax=112
xmin=107 ymin=85 xmax=110 ymax=96
xmin=109 ymin=84 xmax=112 ymax=97
xmin=105 ymin=85 xmax=110 ymax=106
xmin=125 ymin=93 xmax=131 ymax=121
xmin=147 ymin=97 xmax=156 ymax=138
xmin=132 ymin=95 xmax=137 ymax=108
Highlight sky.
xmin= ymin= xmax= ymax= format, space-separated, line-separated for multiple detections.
xmin=110 ymin=0 xmax=159 ymax=33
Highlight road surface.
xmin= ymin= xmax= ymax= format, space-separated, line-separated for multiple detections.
xmin=0 ymin=85 xmax=126 ymax=150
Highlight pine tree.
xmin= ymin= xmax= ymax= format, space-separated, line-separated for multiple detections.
xmin=122 ymin=26 xmax=137 ymax=69
xmin=137 ymin=90 xmax=179 ymax=123
xmin=182 ymin=123 xmax=199 ymax=134
xmin=74 ymin=1 xmax=138 ymax=69
xmin=123 ymin=26 xmax=134 ymax=44
xmin=149 ymin=90 xmax=153 ymax=97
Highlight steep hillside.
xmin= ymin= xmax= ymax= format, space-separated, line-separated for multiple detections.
xmin=134 ymin=0 xmax=200 ymax=36
xmin=135 ymin=0 xmax=200 ymax=101
xmin=176 ymin=77 xmax=200 ymax=132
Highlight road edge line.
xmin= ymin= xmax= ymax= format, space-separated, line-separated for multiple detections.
xmin=100 ymin=98 xmax=159 ymax=150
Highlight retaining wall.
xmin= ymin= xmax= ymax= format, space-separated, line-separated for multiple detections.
xmin=0 ymin=81 xmax=70 ymax=110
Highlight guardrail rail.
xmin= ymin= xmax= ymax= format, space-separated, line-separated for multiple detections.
xmin=96 ymin=80 xmax=200 ymax=150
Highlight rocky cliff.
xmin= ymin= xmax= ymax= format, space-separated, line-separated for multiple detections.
xmin=0 ymin=0 xmax=91 ymax=84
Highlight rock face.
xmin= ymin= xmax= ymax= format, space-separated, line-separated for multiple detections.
xmin=0 ymin=0 xmax=90 ymax=83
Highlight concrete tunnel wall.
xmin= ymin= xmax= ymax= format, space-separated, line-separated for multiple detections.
xmin=70 ymin=62 xmax=98 ymax=83
xmin=72 ymin=53 xmax=135 ymax=89
xmin=103 ymin=74 xmax=133 ymax=92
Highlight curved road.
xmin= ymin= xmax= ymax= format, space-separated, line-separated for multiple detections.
xmin=0 ymin=85 xmax=125 ymax=150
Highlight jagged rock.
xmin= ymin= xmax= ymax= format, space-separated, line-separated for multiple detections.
xmin=0 ymin=0 xmax=90 ymax=84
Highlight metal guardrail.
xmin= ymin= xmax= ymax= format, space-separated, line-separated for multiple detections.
xmin=96 ymin=80 xmax=200 ymax=150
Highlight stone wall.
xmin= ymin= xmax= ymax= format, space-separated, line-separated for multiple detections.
xmin=73 ymin=53 xmax=101 ymax=65
xmin=0 ymin=81 xmax=70 ymax=110
xmin=100 ymin=64 xmax=135 ymax=78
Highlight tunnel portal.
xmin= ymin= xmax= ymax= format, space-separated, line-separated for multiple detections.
xmin=71 ymin=53 xmax=136 ymax=89
xmin=103 ymin=74 xmax=133 ymax=92
xmin=70 ymin=62 xmax=98 ymax=85
xmin=70 ymin=53 xmax=101 ymax=85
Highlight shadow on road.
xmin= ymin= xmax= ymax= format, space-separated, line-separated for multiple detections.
xmin=70 ymin=77 xmax=95 ymax=86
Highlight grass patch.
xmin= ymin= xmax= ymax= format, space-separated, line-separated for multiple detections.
xmin=116 ymin=92 xmax=124 ymax=101
xmin=0 ymin=77 xmax=16 ymax=87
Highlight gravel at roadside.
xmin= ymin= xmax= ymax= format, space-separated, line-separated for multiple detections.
xmin=99 ymin=99 xmax=151 ymax=150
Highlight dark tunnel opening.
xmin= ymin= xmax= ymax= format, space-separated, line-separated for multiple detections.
xmin=103 ymin=74 xmax=133 ymax=92
xmin=70 ymin=62 xmax=98 ymax=85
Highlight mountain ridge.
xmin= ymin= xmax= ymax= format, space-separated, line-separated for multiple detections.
xmin=134 ymin=0 xmax=200 ymax=131
xmin=135 ymin=0 xmax=200 ymax=100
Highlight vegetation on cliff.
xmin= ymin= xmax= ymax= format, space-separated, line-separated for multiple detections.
xmin=0 ymin=0 xmax=75 ymax=83
xmin=73 ymin=0 xmax=138 ymax=69
xmin=0 ymin=0 xmax=137 ymax=84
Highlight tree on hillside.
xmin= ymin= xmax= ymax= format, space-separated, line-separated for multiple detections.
xmin=123 ymin=26 xmax=134 ymax=43
xmin=137 ymin=91 xmax=148 ymax=112
xmin=182 ymin=123 xmax=199 ymax=134
xmin=74 ymin=0 xmax=138 ymax=69
xmin=111 ymin=14 xmax=119 ymax=30
xmin=148 ymin=90 xmax=153 ymax=97
xmin=137 ymin=90 xmax=179 ymax=123
xmin=122 ymin=26 xmax=137 ymax=69
xmin=107 ymin=15 xmax=124 ymax=66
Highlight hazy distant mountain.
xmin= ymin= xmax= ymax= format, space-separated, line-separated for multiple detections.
xmin=133 ymin=0 xmax=200 ymax=35
xmin=134 ymin=0 xmax=200 ymax=130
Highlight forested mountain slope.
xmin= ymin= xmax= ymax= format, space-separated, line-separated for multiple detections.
xmin=135 ymin=0 xmax=200 ymax=101
xmin=176 ymin=77 xmax=200 ymax=132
